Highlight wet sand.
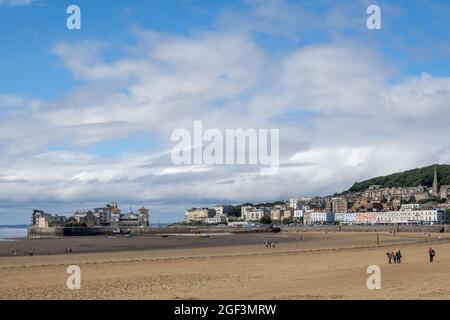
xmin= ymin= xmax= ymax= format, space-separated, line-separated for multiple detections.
xmin=0 ymin=232 xmax=295 ymax=256
xmin=0 ymin=232 xmax=449 ymax=300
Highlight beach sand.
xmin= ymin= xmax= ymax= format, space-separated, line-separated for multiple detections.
xmin=1 ymin=232 xmax=449 ymax=300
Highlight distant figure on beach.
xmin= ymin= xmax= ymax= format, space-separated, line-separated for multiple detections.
xmin=396 ymin=249 xmax=402 ymax=263
xmin=29 ymin=250 xmax=34 ymax=257
xmin=386 ymin=252 xmax=392 ymax=264
xmin=392 ymin=251 xmax=397 ymax=264
xmin=429 ymin=247 xmax=436 ymax=262
xmin=272 ymin=242 xmax=276 ymax=248
xmin=69 ymin=248 xmax=72 ymax=254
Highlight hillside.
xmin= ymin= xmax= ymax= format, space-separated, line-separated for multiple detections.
xmin=348 ymin=164 xmax=450 ymax=192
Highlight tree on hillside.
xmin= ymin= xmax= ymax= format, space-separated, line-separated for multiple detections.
xmin=348 ymin=164 xmax=450 ymax=192
xmin=227 ymin=206 xmax=242 ymax=217
xmin=260 ymin=216 xmax=272 ymax=225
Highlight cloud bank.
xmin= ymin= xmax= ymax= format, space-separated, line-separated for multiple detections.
xmin=1 ymin=0 xmax=450 ymax=223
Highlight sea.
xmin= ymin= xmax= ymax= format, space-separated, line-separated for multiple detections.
xmin=0 ymin=223 xmax=176 ymax=241
xmin=0 ymin=226 xmax=28 ymax=241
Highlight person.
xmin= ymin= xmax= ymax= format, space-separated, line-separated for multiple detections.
xmin=29 ymin=250 xmax=34 ymax=256
xmin=429 ymin=247 xmax=436 ymax=262
xmin=392 ymin=251 xmax=397 ymax=264
xmin=396 ymin=249 xmax=402 ymax=264
xmin=386 ymin=252 xmax=392 ymax=264
xmin=69 ymin=248 xmax=72 ymax=254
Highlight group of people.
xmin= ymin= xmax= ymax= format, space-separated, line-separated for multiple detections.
xmin=258 ymin=240 xmax=277 ymax=248
xmin=386 ymin=247 xmax=437 ymax=264
xmin=10 ymin=248 xmax=74 ymax=256
xmin=9 ymin=248 xmax=34 ymax=256
xmin=386 ymin=249 xmax=402 ymax=264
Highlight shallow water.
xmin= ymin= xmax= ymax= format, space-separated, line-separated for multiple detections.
xmin=0 ymin=228 xmax=28 ymax=241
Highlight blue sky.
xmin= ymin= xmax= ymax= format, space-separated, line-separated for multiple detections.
xmin=1 ymin=0 xmax=449 ymax=99
xmin=1 ymin=0 xmax=450 ymax=224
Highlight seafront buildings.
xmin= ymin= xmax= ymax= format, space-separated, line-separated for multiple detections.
xmin=183 ymin=168 xmax=450 ymax=226
xmin=31 ymin=202 xmax=150 ymax=229
xmin=242 ymin=208 xmax=270 ymax=221
xmin=184 ymin=207 xmax=229 ymax=224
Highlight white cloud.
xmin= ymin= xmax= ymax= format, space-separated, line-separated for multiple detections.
xmin=1 ymin=1 xmax=450 ymax=223
xmin=0 ymin=0 xmax=35 ymax=7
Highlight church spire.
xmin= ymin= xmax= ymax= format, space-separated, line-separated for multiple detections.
xmin=432 ymin=166 xmax=438 ymax=196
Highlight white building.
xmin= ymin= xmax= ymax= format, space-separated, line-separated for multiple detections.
xmin=204 ymin=215 xmax=228 ymax=224
xmin=376 ymin=211 xmax=410 ymax=224
xmin=305 ymin=212 xmax=334 ymax=225
xmin=334 ymin=212 xmax=345 ymax=223
xmin=405 ymin=209 xmax=446 ymax=224
xmin=361 ymin=209 xmax=446 ymax=225
xmin=243 ymin=207 xmax=269 ymax=221
xmin=289 ymin=198 xmax=299 ymax=210
xmin=342 ymin=212 xmax=356 ymax=224
xmin=213 ymin=205 xmax=232 ymax=216
xmin=293 ymin=209 xmax=304 ymax=219
xmin=240 ymin=206 xmax=253 ymax=218
xmin=400 ymin=203 xmax=422 ymax=211
xmin=185 ymin=208 xmax=216 ymax=222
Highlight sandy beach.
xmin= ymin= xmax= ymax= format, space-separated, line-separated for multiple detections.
xmin=1 ymin=231 xmax=449 ymax=300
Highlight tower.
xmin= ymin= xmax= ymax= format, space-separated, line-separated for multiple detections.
xmin=432 ymin=167 xmax=438 ymax=196
xmin=138 ymin=207 xmax=149 ymax=226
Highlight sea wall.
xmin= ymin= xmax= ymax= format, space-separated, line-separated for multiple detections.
xmin=284 ymin=225 xmax=449 ymax=233
xmin=27 ymin=226 xmax=269 ymax=238
xmin=27 ymin=227 xmax=64 ymax=238
xmin=28 ymin=224 xmax=449 ymax=238
xmin=131 ymin=226 xmax=269 ymax=235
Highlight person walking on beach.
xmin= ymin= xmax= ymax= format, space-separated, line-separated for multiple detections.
xmin=396 ymin=249 xmax=402 ymax=264
xmin=392 ymin=251 xmax=397 ymax=264
xmin=429 ymin=247 xmax=436 ymax=262
xmin=386 ymin=252 xmax=392 ymax=264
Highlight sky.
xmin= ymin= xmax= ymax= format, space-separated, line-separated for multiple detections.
xmin=0 ymin=0 xmax=450 ymax=224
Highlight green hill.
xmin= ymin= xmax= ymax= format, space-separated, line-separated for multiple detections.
xmin=348 ymin=164 xmax=450 ymax=192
